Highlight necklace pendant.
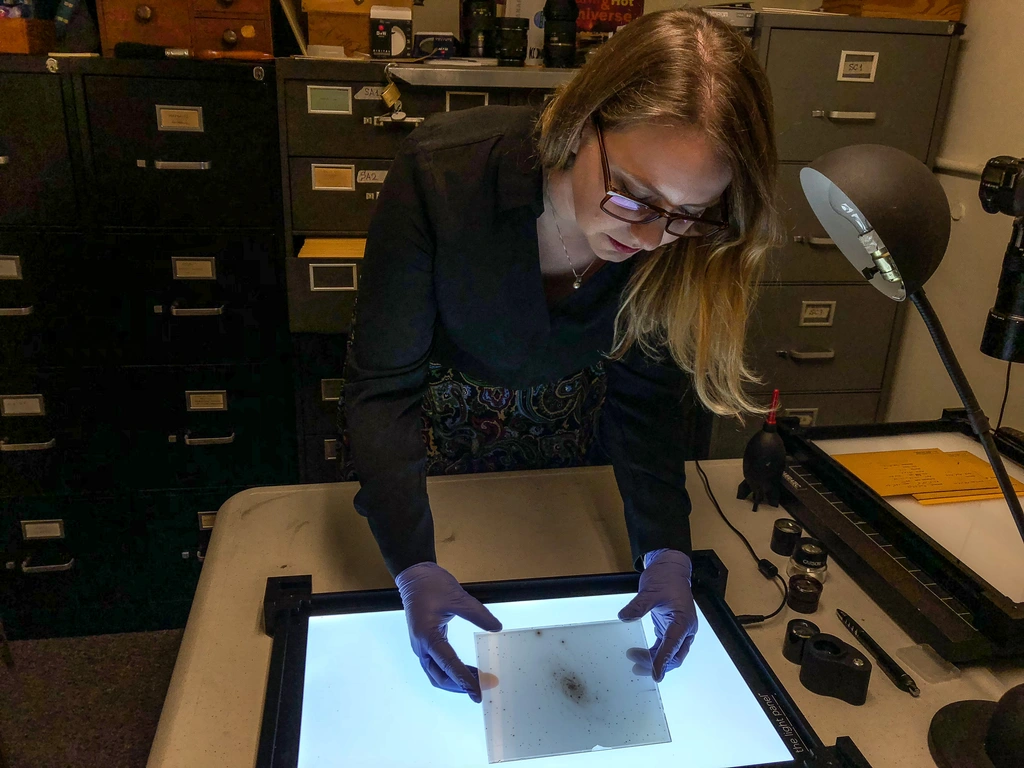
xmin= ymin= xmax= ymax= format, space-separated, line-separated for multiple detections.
xmin=573 ymin=277 xmax=582 ymax=289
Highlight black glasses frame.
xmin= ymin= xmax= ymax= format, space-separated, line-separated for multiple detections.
xmin=593 ymin=115 xmax=731 ymax=237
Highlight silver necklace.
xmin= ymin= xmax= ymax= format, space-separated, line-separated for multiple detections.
xmin=545 ymin=187 xmax=595 ymax=290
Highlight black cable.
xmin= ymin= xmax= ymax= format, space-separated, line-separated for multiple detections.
xmin=693 ymin=459 xmax=788 ymax=625
xmin=997 ymin=361 xmax=1013 ymax=430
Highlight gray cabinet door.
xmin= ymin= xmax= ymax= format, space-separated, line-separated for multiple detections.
xmin=0 ymin=74 xmax=76 ymax=225
xmin=747 ymin=284 xmax=898 ymax=393
xmin=766 ymin=29 xmax=950 ymax=162
xmin=765 ymin=163 xmax=864 ymax=284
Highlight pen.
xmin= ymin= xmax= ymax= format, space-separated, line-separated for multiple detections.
xmin=836 ymin=609 xmax=920 ymax=698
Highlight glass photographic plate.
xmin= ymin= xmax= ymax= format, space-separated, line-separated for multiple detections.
xmin=290 ymin=588 xmax=798 ymax=768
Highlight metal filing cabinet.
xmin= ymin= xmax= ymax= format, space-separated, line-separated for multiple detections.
xmin=708 ymin=14 xmax=963 ymax=459
xmin=277 ymin=59 xmax=571 ymax=482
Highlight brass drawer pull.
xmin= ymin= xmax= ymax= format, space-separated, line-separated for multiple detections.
xmin=0 ymin=156 xmax=9 ymax=165
xmin=170 ymin=303 xmax=225 ymax=317
xmin=782 ymin=349 xmax=836 ymax=362
xmin=153 ymin=160 xmax=213 ymax=171
xmin=812 ymin=110 xmax=877 ymax=122
xmin=1 ymin=437 xmax=56 ymax=452
xmin=184 ymin=432 xmax=235 ymax=446
xmin=793 ymin=236 xmax=835 ymax=248
xmin=0 ymin=306 xmax=33 ymax=316
xmin=21 ymin=556 xmax=75 ymax=574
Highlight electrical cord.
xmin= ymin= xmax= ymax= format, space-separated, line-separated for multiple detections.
xmin=693 ymin=459 xmax=788 ymax=626
xmin=997 ymin=361 xmax=1013 ymax=430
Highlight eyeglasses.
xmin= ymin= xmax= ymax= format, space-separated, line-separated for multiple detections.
xmin=594 ymin=115 xmax=730 ymax=238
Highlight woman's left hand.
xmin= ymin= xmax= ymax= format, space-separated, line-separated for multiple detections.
xmin=618 ymin=548 xmax=698 ymax=682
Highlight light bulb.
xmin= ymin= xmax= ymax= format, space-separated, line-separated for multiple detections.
xmin=828 ymin=184 xmax=902 ymax=284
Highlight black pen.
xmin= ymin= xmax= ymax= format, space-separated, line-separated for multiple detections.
xmin=836 ymin=609 xmax=920 ymax=698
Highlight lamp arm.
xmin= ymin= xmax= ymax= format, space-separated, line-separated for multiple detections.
xmin=910 ymin=289 xmax=1024 ymax=545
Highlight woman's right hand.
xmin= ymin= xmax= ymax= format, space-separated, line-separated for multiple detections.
xmin=395 ymin=561 xmax=502 ymax=702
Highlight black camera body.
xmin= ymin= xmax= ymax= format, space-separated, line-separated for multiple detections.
xmin=979 ymin=156 xmax=1024 ymax=217
xmin=979 ymin=155 xmax=1024 ymax=364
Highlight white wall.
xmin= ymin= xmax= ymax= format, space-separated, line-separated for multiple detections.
xmin=885 ymin=0 xmax=1024 ymax=429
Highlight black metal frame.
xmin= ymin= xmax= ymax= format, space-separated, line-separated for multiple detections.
xmin=255 ymin=551 xmax=852 ymax=768
xmin=780 ymin=413 xmax=1024 ymax=661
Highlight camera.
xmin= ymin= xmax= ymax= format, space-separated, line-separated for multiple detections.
xmin=979 ymin=155 xmax=1024 ymax=364
xmin=979 ymin=156 xmax=1024 ymax=217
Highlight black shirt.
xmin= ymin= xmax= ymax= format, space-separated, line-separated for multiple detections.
xmin=344 ymin=105 xmax=704 ymax=576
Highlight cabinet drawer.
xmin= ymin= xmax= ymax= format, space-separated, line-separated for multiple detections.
xmin=0 ymin=233 xmax=133 ymax=365
xmin=765 ymin=164 xmax=864 ymax=284
xmin=285 ymin=256 xmax=359 ymax=333
xmin=0 ymin=74 xmax=76 ymax=225
xmin=0 ymin=495 xmax=145 ymax=639
xmin=709 ymin=390 xmax=880 ymax=459
xmin=111 ymin=234 xmax=286 ymax=364
xmin=84 ymin=74 xmax=277 ymax=227
xmin=289 ymin=158 xmax=390 ymax=232
xmin=747 ymin=284 xmax=898 ymax=393
xmin=0 ymin=370 xmax=130 ymax=497
xmin=765 ymin=29 xmax=949 ymax=162
xmin=192 ymin=17 xmax=271 ymax=53
xmin=192 ymin=0 xmax=266 ymax=15
xmin=292 ymin=334 xmax=348 ymax=435
xmin=96 ymin=0 xmax=192 ymax=55
xmin=125 ymin=365 xmax=296 ymax=489
xmin=284 ymin=81 xmax=506 ymax=158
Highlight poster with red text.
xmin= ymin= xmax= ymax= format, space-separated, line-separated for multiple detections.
xmin=576 ymin=0 xmax=643 ymax=33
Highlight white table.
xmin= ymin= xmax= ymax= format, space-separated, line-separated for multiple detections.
xmin=147 ymin=460 xmax=1024 ymax=768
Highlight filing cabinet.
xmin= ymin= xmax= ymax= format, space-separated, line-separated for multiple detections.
xmin=291 ymin=334 xmax=346 ymax=482
xmin=84 ymin=71 xmax=278 ymax=227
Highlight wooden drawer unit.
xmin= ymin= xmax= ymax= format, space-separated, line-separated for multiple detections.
xmin=765 ymin=164 xmax=865 ymax=284
xmin=762 ymin=27 xmax=952 ymax=163
xmin=0 ymin=369 xmax=130 ymax=497
xmin=289 ymin=158 xmax=390 ymax=233
xmin=110 ymin=233 xmax=286 ymax=365
xmin=125 ymin=364 xmax=296 ymax=490
xmin=96 ymin=0 xmax=192 ymax=54
xmin=83 ymin=72 xmax=277 ymax=227
xmin=192 ymin=0 xmax=267 ymax=15
xmin=0 ymin=495 xmax=146 ymax=639
xmin=746 ymin=284 xmax=898 ymax=394
xmin=192 ymin=16 xmax=271 ymax=52
xmin=285 ymin=255 xmax=360 ymax=333
xmin=0 ymin=73 xmax=76 ymax=225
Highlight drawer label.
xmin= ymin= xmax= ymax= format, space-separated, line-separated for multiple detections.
xmin=356 ymin=169 xmax=388 ymax=184
xmin=312 ymin=164 xmax=356 ymax=191
xmin=2 ymin=394 xmax=45 ymax=417
xmin=837 ymin=51 xmax=878 ymax=83
xmin=172 ymin=257 xmax=217 ymax=280
xmin=355 ymin=86 xmax=384 ymax=101
xmin=321 ymin=378 xmax=344 ymax=402
xmin=324 ymin=438 xmax=338 ymax=461
xmin=197 ymin=511 xmax=217 ymax=530
xmin=156 ymin=105 xmax=205 ymax=133
xmin=799 ymin=300 xmax=836 ymax=327
xmin=21 ymin=519 xmax=64 ymax=541
xmin=784 ymin=407 xmax=819 ymax=428
xmin=307 ymin=85 xmax=353 ymax=114
xmin=309 ymin=263 xmax=358 ymax=292
xmin=186 ymin=390 xmax=228 ymax=412
xmin=0 ymin=255 xmax=22 ymax=280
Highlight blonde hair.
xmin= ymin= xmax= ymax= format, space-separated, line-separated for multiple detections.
xmin=536 ymin=8 xmax=781 ymax=418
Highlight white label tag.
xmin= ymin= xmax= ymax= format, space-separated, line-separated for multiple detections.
xmin=172 ymin=257 xmax=216 ymax=280
xmin=156 ymin=105 xmax=205 ymax=132
xmin=2 ymin=394 xmax=44 ymax=416
xmin=0 ymin=256 xmax=21 ymax=280
xmin=837 ymin=51 xmax=879 ymax=83
xmin=357 ymin=169 xmax=388 ymax=184
xmin=355 ymin=86 xmax=384 ymax=101
xmin=186 ymin=391 xmax=228 ymax=411
xmin=22 ymin=520 xmax=64 ymax=540
xmin=799 ymin=301 xmax=836 ymax=327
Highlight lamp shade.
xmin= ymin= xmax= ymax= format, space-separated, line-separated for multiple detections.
xmin=800 ymin=144 xmax=951 ymax=301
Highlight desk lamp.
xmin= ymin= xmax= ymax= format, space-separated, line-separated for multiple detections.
xmin=799 ymin=144 xmax=1024 ymax=547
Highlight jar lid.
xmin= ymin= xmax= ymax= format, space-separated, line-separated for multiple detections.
xmin=793 ymin=538 xmax=828 ymax=569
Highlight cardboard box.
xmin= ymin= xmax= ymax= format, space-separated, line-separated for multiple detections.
xmin=0 ymin=18 xmax=55 ymax=53
xmin=820 ymin=0 xmax=965 ymax=21
xmin=305 ymin=0 xmax=413 ymax=56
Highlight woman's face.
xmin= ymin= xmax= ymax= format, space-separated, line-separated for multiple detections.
xmin=569 ymin=121 xmax=734 ymax=262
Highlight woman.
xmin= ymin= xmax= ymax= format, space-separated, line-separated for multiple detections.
xmin=342 ymin=8 xmax=780 ymax=703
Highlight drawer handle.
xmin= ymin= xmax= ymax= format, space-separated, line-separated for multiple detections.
xmin=0 ymin=156 xmax=9 ymax=165
xmin=780 ymin=349 xmax=836 ymax=362
xmin=170 ymin=303 xmax=225 ymax=317
xmin=184 ymin=432 xmax=235 ymax=446
xmin=1 ymin=437 xmax=56 ymax=452
xmin=135 ymin=4 xmax=153 ymax=22
xmin=812 ymin=110 xmax=877 ymax=122
xmin=372 ymin=114 xmax=425 ymax=127
xmin=153 ymin=160 xmax=212 ymax=171
xmin=0 ymin=305 xmax=33 ymax=317
xmin=21 ymin=555 xmax=75 ymax=574
xmin=793 ymin=236 xmax=835 ymax=248
xmin=222 ymin=29 xmax=238 ymax=47
xmin=217 ymin=0 xmax=235 ymax=6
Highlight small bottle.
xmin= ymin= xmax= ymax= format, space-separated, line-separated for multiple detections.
xmin=787 ymin=537 xmax=829 ymax=584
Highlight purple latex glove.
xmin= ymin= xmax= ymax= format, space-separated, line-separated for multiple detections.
xmin=618 ymin=549 xmax=698 ymax=682
xmin=395 ymin=561 xmax=502 ymax=702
